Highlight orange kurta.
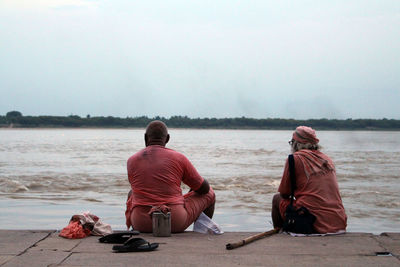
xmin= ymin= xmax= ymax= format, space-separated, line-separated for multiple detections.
xmin=125 ymin=145 xmax=215 ymax=232
xmin=278 ymin=150 xmax=347 ymax=234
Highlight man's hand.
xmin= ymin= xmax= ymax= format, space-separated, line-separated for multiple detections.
xmin=195 ymin=179 xmax=210 ymax=195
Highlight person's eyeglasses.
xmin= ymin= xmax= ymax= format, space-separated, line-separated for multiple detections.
xmin=288 ymin=140 xmax=294 ymax=145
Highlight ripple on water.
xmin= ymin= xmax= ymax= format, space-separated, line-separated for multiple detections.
xmin=0 ymin=179 xmax=29 ymax=193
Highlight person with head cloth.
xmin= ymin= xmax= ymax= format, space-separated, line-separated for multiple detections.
xmin=272 ymin=126 xmax=347 ymax=234
xmin=125 ymin=120 xmax=216 ymax=233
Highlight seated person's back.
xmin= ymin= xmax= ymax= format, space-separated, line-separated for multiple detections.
xmin=272 ymin=126 xmax=347 ymax=234
xmin=126 ymin=120 xmax=215 ymax=233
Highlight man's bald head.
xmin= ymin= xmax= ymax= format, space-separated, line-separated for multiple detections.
xmin=145 ymin=120 xmax=170 ymax=146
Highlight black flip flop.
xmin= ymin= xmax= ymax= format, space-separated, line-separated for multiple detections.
xmin=112 ymin=237 xmax=159 ymax=252
xmin=98 ymin=230 xmax=140 ymax=244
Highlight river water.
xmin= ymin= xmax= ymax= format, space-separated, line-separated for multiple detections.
xmin=0 ymin=128 xmax=399 ymax=233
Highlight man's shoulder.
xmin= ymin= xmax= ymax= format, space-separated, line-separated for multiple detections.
xmin=127 ymin=147 xmax=147 ymax=162
xmin=128 ymin=146 xmax=185 ymax=159
xmin=158 ymin=147 xmax=193 ymax=165
xmin=160 ymin=147 xmax=186 ymax=159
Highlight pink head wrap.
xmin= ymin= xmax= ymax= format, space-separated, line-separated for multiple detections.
xmin=292 ymin=126 xmax=319 ymax=145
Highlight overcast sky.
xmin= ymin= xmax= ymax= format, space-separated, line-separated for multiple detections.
xmin=0 ymin=0 xmax=399 ymax=119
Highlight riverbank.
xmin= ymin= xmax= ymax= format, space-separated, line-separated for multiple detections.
xmin=0 ymin=230 xmax=398 ymax=266
xmin=2 ymin=113 xmax=400 ymax=130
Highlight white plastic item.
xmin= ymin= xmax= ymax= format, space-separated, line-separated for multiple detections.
xmin=193 ymin=212 xmax=224 ymax=235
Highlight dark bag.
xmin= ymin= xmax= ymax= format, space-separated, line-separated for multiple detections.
xmin=282 ymin=154 xmax=316 ymax=234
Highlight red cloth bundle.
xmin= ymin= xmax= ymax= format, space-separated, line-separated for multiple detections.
xmin=59 ymin=220 xmax=91 ymax=239
xmin=59 ymin=212 xmax=112 ymax=239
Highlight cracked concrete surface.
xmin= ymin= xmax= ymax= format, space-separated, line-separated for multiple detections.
xmin=0 ymin=230 xmax=399 ymax=266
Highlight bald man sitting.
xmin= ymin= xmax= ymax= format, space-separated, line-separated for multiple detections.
xmin=125 ymin=120 xmax=216 ymax=233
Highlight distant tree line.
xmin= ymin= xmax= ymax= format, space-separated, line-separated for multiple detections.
xmin=1 ymin=111 xmax=400 ymax=130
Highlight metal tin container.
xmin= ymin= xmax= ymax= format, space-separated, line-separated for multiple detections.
xmin=152 ymin=211 xmax=171 ymax=237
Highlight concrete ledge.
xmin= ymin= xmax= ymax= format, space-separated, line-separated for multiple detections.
xmin=0 ymin=230 xmax=399 ymax=266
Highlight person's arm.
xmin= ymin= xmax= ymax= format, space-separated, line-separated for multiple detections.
xmin=280 ymin=193 xmax=290 ymax=199
xmin=180 ymin=154 xmax=210 ymax=194
xmin=278 ymin=158 xmax=291 ymax=199
xmin=127 ymin=189 xmax=132 ymax=200
xmin=194 ymin=179 xmax=210 ymax=195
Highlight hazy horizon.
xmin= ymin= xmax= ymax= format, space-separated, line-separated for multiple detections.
xmin=3 ymin=110 xmax=400 ymax=121
xmin=1 ymin=1 xmax=399 ymax=120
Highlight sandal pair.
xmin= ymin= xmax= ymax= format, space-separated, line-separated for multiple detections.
xmin=99 ymin=231 xmax=158 ymax=252
xmin=98 ymin=230 xmax=140 ymax=244
xmin=112 ymin=237 xmax=159 ymax=252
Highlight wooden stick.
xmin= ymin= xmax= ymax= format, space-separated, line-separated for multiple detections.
xmin=225 ymin=228 xmax=280 ymax=250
